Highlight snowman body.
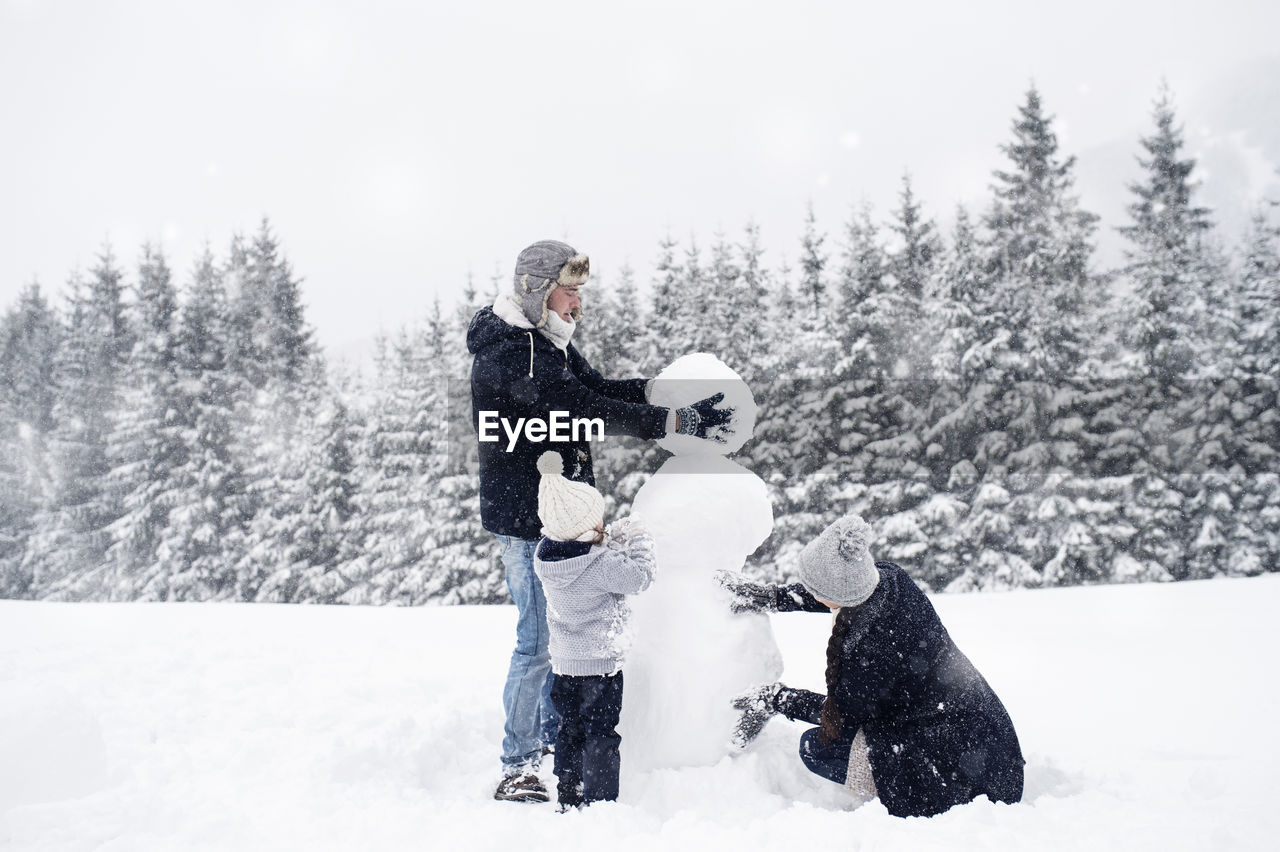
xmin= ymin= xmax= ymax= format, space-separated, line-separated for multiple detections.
xmin=617 ymin=354 xmax=783 ymax=770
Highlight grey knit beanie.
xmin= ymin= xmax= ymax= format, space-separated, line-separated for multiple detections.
xmin=513 ymin=240 xmax=589 ymax=328
xmin=536 ymin=451 xmax=604 ymax=541
xmin=797 ymin=515 xmax=880 ymax=608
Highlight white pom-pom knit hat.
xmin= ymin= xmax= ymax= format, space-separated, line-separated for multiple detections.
xmin=536 ymin=451 xmax=605 ymax=542
xmin=798 ymin=514 xmax=880 ymax=608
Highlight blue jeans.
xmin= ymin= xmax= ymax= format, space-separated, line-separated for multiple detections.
xmin=496 ymin=534 xmax=559 ymax=775
xmin=799 ymin=727 xmax=853 ymax=785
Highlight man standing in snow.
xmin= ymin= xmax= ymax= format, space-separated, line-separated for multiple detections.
xmin=468 ymin=239 xmax=733 ymax=803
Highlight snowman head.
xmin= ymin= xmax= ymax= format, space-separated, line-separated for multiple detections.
xmin=648 ymin=353 xmax=757 ymax=457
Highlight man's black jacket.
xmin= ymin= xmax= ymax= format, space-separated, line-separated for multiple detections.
xmin=467 ymin=306 xmax=668 ymax=539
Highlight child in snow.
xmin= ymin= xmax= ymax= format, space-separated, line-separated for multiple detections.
xmin=720 ymin=514 xmax=1024 ymax=817
xmin=532 ymin=449 xmax=657 ymax=809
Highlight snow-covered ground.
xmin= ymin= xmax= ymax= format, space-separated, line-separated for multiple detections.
xmin=3 ymin=575 xmax=1278 ymax=851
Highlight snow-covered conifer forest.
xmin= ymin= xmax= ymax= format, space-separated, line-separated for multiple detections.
xmin=2 ymin=87 xmax=1277 ymax=604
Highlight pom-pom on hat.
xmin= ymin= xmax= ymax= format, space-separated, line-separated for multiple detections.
xmin=514 ymin=240 xmax=589 ymax=328
xmin=536 ymin=451 xmax=605 ymax=541
xmin=798 ymin=515 xmax=880 ymax=608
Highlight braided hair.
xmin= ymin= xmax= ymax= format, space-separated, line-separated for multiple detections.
xmin=818 ymin=605 xmax=859 ymax=746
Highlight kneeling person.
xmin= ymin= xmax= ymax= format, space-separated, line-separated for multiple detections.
xmin=533 ymin=451 xmax=657 ymax=809
xmin=723 ymin=515 xmax=1024 ymax=817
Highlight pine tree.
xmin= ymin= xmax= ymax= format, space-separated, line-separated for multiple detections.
xmin=682 ymin=236 xmax=711 ymax=351
xmin=348 ymin=315 xmax=446 ymax=604
xmin=887 ymin=173 xmax=943 ymax=303
xmin=298 ymin=394 xmax=363 ymax=601
xmin=486 ymin=263 xmax=503 ymax=306
xmin=885 ymin=173 xmax=943 ymax=402
xmin=773 ymin=210 xmax=845 ymax=490
xmin=835 ymin=204 xmax=894 ymax=370
xmin=986 ymin=87 xmax=1099 ymax=286
xmin=259 ymin=222 xmax=314 ymax=390
xmin=223 ymin=219 xmax=315 ymax=395
xmin=924 ymin=207 xmax=984 ymax=376
xmin=0 ymin=282 xmax=61 ymax=596
xmin=572 ymin=264 xmax=605 ymax=361
xmin=739 ymin=250 xmax=799 ymax=489
xmin=150 ymin=248 xmax=252 ymax=600
xmin=1119 ymin=85 xmax=1216 ymax=387
xmin=0 ymin=282 xmax=60 ymax=434
xmin=799 ymin=202 xmax=828 ymax=322
xmin=630 ymin=233 xmax=703 ymax=489
xmin=956 ymin=87 xmax=1108 ymax=587
xmin=1235 ymin=211 xmax=1280 ymax=562
xmin=824 ymin=201 xmax=926 ymax=498
xmin=224 ymin=232 xmax=260 ymax=387
xmin=984 ymin=86 xmax=1100 ymax=382
xmin=100 ymin=245 xmax=187 ymax=598
xmin=800 ymin=204 xmax=887 ymax=541
xmin=1229 ymin=209 xmax=1280 ymax=481
xmin=706 ymin=233 xmax=742 ymax=368
xmin=775 ymin=254 xmax=798 ymax=319
xmin=404 ymin=296 xmax=506 ymax=605
xmin=27 ymin=247 xmax=136 ymax=598
xmin=583 ymin=264 xmax=650 ymax=517
xmin=229 ymin=222 xmax=322 ymax=599
xmin=732 ymin=221 xmax=769 ymax=377
xmin=88 ymin=243 xmax=135 ymax=374
xmin=1116 ymin=86 xmax=1240 ymax=581
xmin=944 ymin=478 xmax=1041 ymax=592
xmin=1237 ymin=208 xmax=1280 ymax=381
xmin=604 ymin=263 xmax=646 ymax=375
xmin=921 ymin=208 xmax=988 ymax=491
xmin=1183 ymin=209 xmax=1280 ymax=577
xmin=438 ymin=287 xmax=503 ymax=602
xmin=645 ymin=234 xmax=684 ymax=372
xmin=250 ymin=375 xmax=362 ymax=603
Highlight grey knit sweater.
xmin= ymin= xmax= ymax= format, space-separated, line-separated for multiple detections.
xmin=533 ymin=524 xmax=657 ymax=677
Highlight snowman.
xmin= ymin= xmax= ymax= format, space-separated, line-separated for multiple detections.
xmin=616 ymin=353 xmax=783 ymax=770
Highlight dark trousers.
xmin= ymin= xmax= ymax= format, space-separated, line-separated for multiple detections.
xmin=549 ymin=671 xmax=624 ymax=806
xmin=799 ymin=727 xmax=853 ymax=785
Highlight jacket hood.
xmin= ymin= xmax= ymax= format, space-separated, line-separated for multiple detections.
xmin=535 ymin=543 xmax=606 ymax=590
xmin=467 ymin=306 xmax=529 ymax=355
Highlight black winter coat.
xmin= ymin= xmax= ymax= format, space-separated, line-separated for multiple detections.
xmin=776 ymin=563 xmax=1024 ymax=817
xmin=467 ymin=306 xmax=668 ymax=539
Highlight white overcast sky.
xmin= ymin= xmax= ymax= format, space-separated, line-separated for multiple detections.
xmin=2 ymin=0 xmax=1278 ymax=357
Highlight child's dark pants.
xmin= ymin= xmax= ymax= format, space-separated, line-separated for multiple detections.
xmin=550 ymin=671 xmax=624 ymax=806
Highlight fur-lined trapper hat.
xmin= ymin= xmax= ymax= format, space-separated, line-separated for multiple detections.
xmin=798 ymin=515 xmax=880 ymax=608
xmin=513 ymin=240 xmax=589 ymax=328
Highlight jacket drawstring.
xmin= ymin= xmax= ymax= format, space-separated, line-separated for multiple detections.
xmin=524 ymin=329 xmax=568 ymax=376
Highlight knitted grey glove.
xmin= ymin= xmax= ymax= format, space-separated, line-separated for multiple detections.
xmin=674 ymin=393 xmax=735 ymax=444
xmin=714 ymin=570 xmax=777 ymax=614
